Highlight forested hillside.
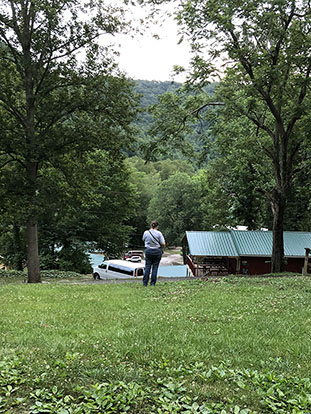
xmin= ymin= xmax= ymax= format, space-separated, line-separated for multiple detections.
xmin=2 ymin=1 xmax=311 ymax=279
xmin=131 ymin=80 xmax=216 ymax=162
xmin=125 ymin=79 xmax=311 ymax=249
xmin=1 ymin=71 xmax=311 ymax=272
xmin=134 ymin=80 xmax=182 ymax=107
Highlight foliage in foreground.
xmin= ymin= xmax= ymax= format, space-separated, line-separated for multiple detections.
xmin=2 ymin=353 xmax=311 ymax=413
xmin=0 ymin=269 xmax=85 ymax=280
xmin=1 ymin=276 xmax=311 ymax=413
xmin=0 ymin=270 xmax=91 ymax=286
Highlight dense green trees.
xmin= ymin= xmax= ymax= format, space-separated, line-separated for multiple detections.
xmin=128 ymin=73 xmax=311 ymax=249
xmin=0 ymin=1 xmax=138 ymax=281
xmin=133 ymin=80 xmax=216 ymax=162
xmin=147 ymin=172 xmax=202 ymax=245
xmin=126 ymin=157 xmax=201 ymax=246
xmin=137 ymin=0 xmax=311 ymax=272
xmin=176 ymin=0 xmax=311 ymax=272
xmin=0 ymin=135 xmax=138 ymax=274
xmin=37 ymin=151 xmax=137 ymax=273
xmin=2 ymin=1 xmax=311 ymax=276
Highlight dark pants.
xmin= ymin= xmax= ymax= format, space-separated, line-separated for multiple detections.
xmin=143 ymin=247 xmax=162 ymax=286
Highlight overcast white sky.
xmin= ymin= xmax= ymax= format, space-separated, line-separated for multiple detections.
xmin=115 ymin=28 xmax=191 ymax=82
xmin=111 ymin=5 xmax=192 ymax=82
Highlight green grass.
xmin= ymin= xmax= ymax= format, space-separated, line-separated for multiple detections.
xmin=1 ymin=275 xmax=311 ymax=413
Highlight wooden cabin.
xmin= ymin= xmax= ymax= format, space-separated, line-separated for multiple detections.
xmin=182 ymin=230 xmax=311 ymax=276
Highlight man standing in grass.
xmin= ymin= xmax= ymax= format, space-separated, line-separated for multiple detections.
xmin=142 ymin=221 xmax=166 ymax=286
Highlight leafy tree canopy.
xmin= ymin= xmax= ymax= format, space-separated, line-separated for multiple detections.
xmin=140 ymin=0 xmax=311 ymax=272
xmin=0 ymin=0 xmax=140 ymax=281
xmin=147 ymin=171 xmax=203 ymax=245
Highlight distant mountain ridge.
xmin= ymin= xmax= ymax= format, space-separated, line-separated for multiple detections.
xmin=134 ymin=79 xmax=182 ymax=108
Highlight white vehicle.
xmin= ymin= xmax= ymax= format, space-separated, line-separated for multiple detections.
xmin=93 ymin=260 xmax=145 ymax=280
xmin=123 ymin=250 xmax=144 ymax=260
xmin=126 ymin=255 xmax=142 ymax=263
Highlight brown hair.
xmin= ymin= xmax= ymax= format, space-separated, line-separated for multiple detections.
xmin=151 ymin=221 xmax=159 ymax=229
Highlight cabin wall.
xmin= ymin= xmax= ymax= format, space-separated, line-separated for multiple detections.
xmin=284 ymin=258 xmax=304 ymax=274
xmin=239 ymin=257 xmax=271 ymax=275
xmin=183 ymin=235 xmax=305 ymax=276
xmin=237 ymin=257 xmax=304 ymax=275
xmin=190 ymin=256 xmax=305 ymax=276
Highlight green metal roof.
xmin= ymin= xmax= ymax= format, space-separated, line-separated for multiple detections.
xmin=185 ymin=231 xmax=239 ymax=257
xmin=231 ymin=230 xmax=272 ymax=256
xmin=284 ymin=232 xmax=311 ymax=256
xmin=185 ymin=230 xmax=311 ymax=257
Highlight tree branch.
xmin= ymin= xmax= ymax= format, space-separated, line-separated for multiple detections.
xmin=228 ymin=28 xmax=286 ymax=135
xmin=286 ymin=65 xmax=311 ymax=138
xmin=0 ymin=99 xmax=26 ymax=128
xmin=0 ymin=153 xmax=26 ymax=169
xmin=9 ymin=0 xmax=22 ymax=42
xmin=246 ymin=112 xmax=274 ymax=141
xmin=189 ymin=102 xmax=224 ymax=118
xmin=0 ymin=28 xmax=24 ymax=75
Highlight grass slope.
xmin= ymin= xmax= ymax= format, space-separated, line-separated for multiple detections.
xmin=1 ymin=275 xmax=311 ymax=413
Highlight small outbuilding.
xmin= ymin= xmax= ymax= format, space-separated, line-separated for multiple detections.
xmin=182 ymin=230 xmax=311 ymax=276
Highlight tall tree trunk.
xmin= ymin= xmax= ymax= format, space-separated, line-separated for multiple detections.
xmin=271 ymin=190 xmax=285 ymax=273
xmin=13 ymin=225 xmax=24 ymax=271
xmin=26 ymin=216 xmax=40 ymax=283
xmin=25 ymin=163 xmax=41 ymax=283
xmin=26 ymin=162 xmax=41 ymax=283
xmin=23 ymin=21 xmax=40 ymax=282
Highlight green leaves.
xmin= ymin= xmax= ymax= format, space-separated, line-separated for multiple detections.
xmin=171 ymin=0 xmax=311 ymax=271
xmin=4 ymin=353 xmax=311 ymax=413
xmin=0 ymin=354 xmax=25 ymax=413
xmin=147 ymin=171 xmax=202 ymax=245
xmin=2 ymin=277 xmax=311 ymax=412
xmin=0 ymin=0 xmax=140 ymax=281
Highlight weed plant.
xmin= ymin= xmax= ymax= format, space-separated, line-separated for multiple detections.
xmin=1 ymin=275 xmax=311 ymax=412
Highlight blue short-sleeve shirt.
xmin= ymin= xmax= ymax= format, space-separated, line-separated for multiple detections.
xmin=142 ymin=229 xmax=165 ymax=248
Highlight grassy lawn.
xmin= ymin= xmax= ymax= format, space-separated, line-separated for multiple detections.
xmin=1 ymin=274 xmax=311 ymax=413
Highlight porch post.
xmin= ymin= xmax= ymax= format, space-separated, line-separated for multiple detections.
xmin=303 ymin=248 xmax=310 ymax=276
xmin=236 ymin=257 xmax=241 ymax=274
